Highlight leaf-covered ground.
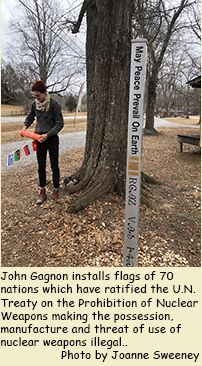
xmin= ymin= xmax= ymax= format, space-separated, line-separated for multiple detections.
xmin=1 ymin=122 xmax=201 ymax=267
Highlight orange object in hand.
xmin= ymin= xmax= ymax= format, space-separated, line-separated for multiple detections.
xmin=20 ymin=129 xmax=41 ymax=141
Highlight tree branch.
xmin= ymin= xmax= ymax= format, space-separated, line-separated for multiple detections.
xmin=72 ymin=0 xmax=89 ymax=34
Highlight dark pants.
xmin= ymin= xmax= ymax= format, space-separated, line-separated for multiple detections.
xmin=36 ymin=135 xmax=60 ymax=189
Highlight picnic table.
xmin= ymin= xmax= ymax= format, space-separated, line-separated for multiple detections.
xmin=177 ymin=134 xmax=200 ymax=152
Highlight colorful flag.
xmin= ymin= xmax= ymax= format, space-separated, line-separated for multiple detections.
xmin=23 ymin=144 xmax=31 ymax=156
xmin=32 ymin=140 xmax=37 ymax=151
xmin=7 ymin=152 xmax=14 ymax=166
xmin=14 ymin=149 xmax=21 ymax=161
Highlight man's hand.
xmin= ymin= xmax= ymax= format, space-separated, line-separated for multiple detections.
xmin=39 ymin=134 xmax=48 ymax=143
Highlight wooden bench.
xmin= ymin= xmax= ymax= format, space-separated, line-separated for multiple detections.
xmin=177 ymin=134 xmax=200 ymax=152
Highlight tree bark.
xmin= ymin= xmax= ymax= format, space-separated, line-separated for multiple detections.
xmin=145 ymin=69 xmax=158 ymax=133
xmin=66 ymin=0 xmax=133 ymax=213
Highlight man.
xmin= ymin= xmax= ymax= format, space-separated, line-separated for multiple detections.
xmin=23 ymin=80 xmax=64 ymax=204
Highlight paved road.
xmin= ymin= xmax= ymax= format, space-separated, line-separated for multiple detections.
xmin=1 ymin=117 xmax=199 ymax=174
xmin=154 ymin=117 xmax=199 ymax=129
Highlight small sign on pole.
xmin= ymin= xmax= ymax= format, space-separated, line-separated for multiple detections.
xmin=123 ymin=38 xmax=147 ymax=267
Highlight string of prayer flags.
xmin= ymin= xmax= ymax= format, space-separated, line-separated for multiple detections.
xmin=32 ymin=140 xmax=37 ymax=151
xmin=6 ymin=140 xmax=38 ymax=167
xmin=7 ymin=152 xmax=14 ymax=166
xmin=14 ymin=149 xmax=21 ymax=161
xmin=23 ymin=144 xmax=31 ymax=156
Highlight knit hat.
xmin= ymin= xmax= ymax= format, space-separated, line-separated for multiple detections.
xmin=31 ymin=80 xmax=46 ymax=93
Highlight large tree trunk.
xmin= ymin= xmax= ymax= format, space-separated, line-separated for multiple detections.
xmin=145 ymin=68 xmax=158 ymax=133
xmin=66 ymin=0 xmax=133 ymax=213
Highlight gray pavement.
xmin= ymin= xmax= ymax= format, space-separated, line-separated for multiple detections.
xmin=154 ymin=117 xmax=199 ymax=129
xmin=1 ymin=117 xmax=199 ymax=174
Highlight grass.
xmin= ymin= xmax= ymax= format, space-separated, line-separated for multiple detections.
xmin=171 ymin=222 xmax=179 ymax=229
xmin=1 ymin=105 xmax=25 ymax=117
xmin=149 ymin=219 xmax=158 ymax=227
xmin=1 ymin=104 xmax=87 ymax=117
xmin=162 ymin=116 xmax=200 ymax=125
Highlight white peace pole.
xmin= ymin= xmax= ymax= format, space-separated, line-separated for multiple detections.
xmin=123 ymin=38 xmax=147 ymax=267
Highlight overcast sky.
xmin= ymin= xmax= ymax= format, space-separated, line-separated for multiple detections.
xmin=1 ymin=0 xmax=18 ymax=48
xmin=1 ymin=0 xmax=86 ymax=58
xmin=1 ymin=0 xmax=86 ymax=94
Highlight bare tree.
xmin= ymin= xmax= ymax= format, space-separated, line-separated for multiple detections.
xmin=9 ymin=0 xmax=85 ymax=93
xmin=156 ymin=44 xmax=186 ymax=115
xmin=65 ymin=0 xmax=134 ymax=213
xmin=133 ymin=0 xmax=195 ymax=133
xmin=1 ymin=61 xmax=18 ymax=104
xmin=187 ymin=0 xmax=201 ymax=43
xmin=178 ymin=60 xmax=201 ymax=118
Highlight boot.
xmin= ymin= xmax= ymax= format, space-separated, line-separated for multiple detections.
xmin=53 ymin=190 xmax=59 ymax=202
xmin=36 ymin=189 xmax=47 ymax=204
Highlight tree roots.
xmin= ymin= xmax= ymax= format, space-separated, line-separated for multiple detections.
xmin=141 ymin=172 xmax=162 ymax=185
xmin=65 ymin=171 xmax=162 ymax=213
xmin=67 ymin=180 xmax=110 ymax=214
